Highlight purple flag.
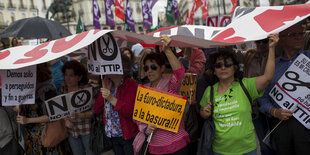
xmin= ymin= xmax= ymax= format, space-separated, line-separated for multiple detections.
xmin=125 ymin=0 xmax=135 ymax=32
xmin=93 ymin=0 xmax=101 ymax=29
xmin=148 ymin=0 xmax=158 ymax=9
xmin=172 ymin=0 xmax=180 ymax=18
xmin=141 ymin=0 xmax=152 ymax=30
xmin=105 ymin=0 xmax=115 ymax=28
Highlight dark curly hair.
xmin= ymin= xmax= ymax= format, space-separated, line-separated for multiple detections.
xmin=121 ymin=53 xmax=132 ymax=78
xmin=208 ymin=48 xmax=243 ymax=85
xmin=61 ymin=60 xmax=89 ymax=85
xmin=143 ymin=52 xmax=167 ymax=67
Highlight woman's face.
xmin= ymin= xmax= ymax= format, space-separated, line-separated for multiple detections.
xmin=123 ymin=50 xmax=132 ymax=60
xmin=144 ymin=60 xmax=164 ymax=84
xmin=214 ymin=57 xmax=235 ymax=81
xmin=64 ymin=69 xmax=81 ymax=88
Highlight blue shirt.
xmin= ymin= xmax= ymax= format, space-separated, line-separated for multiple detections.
xmin=258 ymin=50 xmax=310 ymax=115
xmin=52 ymin=60 xmax=64 ymax=95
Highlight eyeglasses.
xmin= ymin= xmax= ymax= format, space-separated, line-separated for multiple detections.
xmin=280 ymin=32 xmax=304 ymax=37
xmin=214 ymin=62 xmax=233 ymax=69
xmin=143 ymin=64 xmax=158 ymax=72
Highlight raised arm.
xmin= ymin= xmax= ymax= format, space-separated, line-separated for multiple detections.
xmin=255 ymin=33 xmax=279 ymax=93
xmin=160 ymin=35 xmax=182 ymax=70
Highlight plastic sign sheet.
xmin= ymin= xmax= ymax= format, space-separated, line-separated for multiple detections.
xmin=269 ymin=54 xmax=310 ymax=129
xmin=45 ymin=87 xmax=93 ymax=121
xmin=180 ymin=73 xmax=198 ymax=104
xmin=87 ymin=33 xmax=123 ymax=75
xmin=0 ymin=65 xmax=36 ymax=106
xmin=133 ymin=85 xmax=187 ymax=133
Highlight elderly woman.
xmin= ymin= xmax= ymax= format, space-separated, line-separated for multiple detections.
xmin=93 ymin=54 xmax=138 ymax=155
xmin=139 ymin=35 xmax=189 ymax=155
xmin=199 ymin=34 xmax=278 ymax=155
xmin=61 ymin=60 xmax=94 ymax=155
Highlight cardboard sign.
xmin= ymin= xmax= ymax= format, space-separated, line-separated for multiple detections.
xmin=45 ymin=87 xmax=93 ymax=121
xmin=133 ymin=85 xmax=187 ymax=133
xmin=269 ymin=54 xmax=310 ymax=129
xmin=180 ymin=73 xmax=198 ymax=104
xmin=87 ymin=33 xmax=123 ymax=75
xmin=0 ymin=65 xmax=36 ymax=106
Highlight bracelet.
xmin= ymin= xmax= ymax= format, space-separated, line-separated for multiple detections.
xmin=273 ymin=108 xmax=277 ymax=117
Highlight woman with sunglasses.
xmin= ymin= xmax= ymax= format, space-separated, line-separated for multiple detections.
xmin=137 ymin=35 xmax=189 ymax=155
xmin=199 ymin=34 xmax=278 ymax=155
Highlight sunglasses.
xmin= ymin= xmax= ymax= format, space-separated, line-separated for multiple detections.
xmin=143 ymin=64 xmax=158 ymax=72
xmin=214 ymin=62 xmax=233 ymax=69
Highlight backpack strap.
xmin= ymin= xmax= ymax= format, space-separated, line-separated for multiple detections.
xmin=210 ymin=86 xmax=214 ymax=121
xmin=239 ymin=79 xmax=252 ymax=104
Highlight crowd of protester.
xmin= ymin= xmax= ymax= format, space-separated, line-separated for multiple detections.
xmin=0 ymin=19 xmax=310 ymax=155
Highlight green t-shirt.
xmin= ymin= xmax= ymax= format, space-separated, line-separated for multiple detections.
xmin=200 ymin=78 xmax=263 ymax=155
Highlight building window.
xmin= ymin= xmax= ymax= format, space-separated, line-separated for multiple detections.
xmin=42 ymin=0 xmax=47 ymax=9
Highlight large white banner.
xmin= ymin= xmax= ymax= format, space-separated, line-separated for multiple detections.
xmin=0 ymin=4 xmax=309 ymax=70
xmin=0 ymin=65 xmax=36 ymax=106
xmin=269 ymin=54 xmax=310 ymax=129
xmin=45 ymin=87 xmax=93 ymax=121
xmin=87 ymin=33 xmax=123 ymax=75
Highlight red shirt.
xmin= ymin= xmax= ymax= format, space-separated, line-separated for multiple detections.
xmin=93 ymin=78 xmax=138 ymax=140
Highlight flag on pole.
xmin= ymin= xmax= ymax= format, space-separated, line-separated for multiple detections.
xmin=185 ymin=10 xmax=190 ymax=24
xmin=172 ymin=0 xmax=180 ymax=18
xmin=76 ymin=15 xmax=85 ymax=33
xmin=189 ymin=0 xmax=202 ymax=25
xmin=166 ymin=0 xmax=174 ymax=24
xmin=115 ymin=0 xmax=125 ymax=21
xmin=148 ymin=0 xmax=158 ymax=9
xmin=141 ymin=0 xmax=152 ymax=30
xmin=202 ymin=0 xmax=209 ymax=20
xmin=125 ymin=0 xmax=135 ymax=32
xmin=105 ymin=0 xmax=115 ymax=28
xmin=230 ymin=0 xmax=238 ymax=15
xmin=93 ymin=0 xmax=101 ymax=29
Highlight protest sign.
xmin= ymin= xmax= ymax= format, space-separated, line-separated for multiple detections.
xmin=180 ymin=73 xmax=198 ymax=104
xmin=133 ymin=85 xmax=187 ymax=132
xmin=0 ymin=65 xmax=36 ymax=106
xmin=206 ymin=16 xmax=231 ymax=27
xmin=45 ymin=87 xmax=93 ymax=121
xmin=269 ymin=54 xmax=310 ymax=129
xmin=1 ymin=3 xmax=309 ymax=70
xmin=87 ymin=32 xmax=123 ymax=75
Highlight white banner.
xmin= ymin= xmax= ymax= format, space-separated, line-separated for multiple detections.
xmin=269 ymin=54 xmax=310 ymax=129
xmin=87 ymin=33 xmax=123 ymax=75
xmin=0 ymin=4 xmax=309 ymax=70
xmin=0 ymin=65 xmax=36 ymax=106
xmin=45 ymin=87 xmax=93 ymax=121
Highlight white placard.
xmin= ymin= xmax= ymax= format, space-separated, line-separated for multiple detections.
xmin=1 ymin=65 xmax=36 ymax=106
xmin=269 ymin=54 xmax=310 ymax=129
xmin=87 ymin=33 xmax=123 ymax=75
xmin=45 ymin=87 xmax=93 ymax=121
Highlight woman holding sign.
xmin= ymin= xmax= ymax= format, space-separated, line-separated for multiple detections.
xmin=61 ymin=60 xmax=94 ymax=155
xmin=199 ymin=34 xmax=279 ymax=155
xmin=93 ymin=54 xmax=139 ymax=155
xmin=138 ymin=35 xmax=189 ymax=155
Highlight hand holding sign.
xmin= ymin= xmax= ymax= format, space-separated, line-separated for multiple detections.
xmin=271 ymin=108 xmax=293 ymax=120
xmin=160 ymin=35 xmax=172 ymax=52
xmin=145 ymin=125 xmax=156 ymax=135
xmin=16 ymin=115 xmax=28 ymax=124
xmin=268 ymin=33 xmax=279 ymax=48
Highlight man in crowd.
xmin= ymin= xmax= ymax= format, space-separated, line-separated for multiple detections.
xmin=258 ymin=22 xmax=310 ymax=155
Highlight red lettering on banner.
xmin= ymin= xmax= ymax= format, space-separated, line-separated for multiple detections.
xmin=254 ymin=5 xmax=310 ymax=32
xmin=211 ymin=28 xmax=245 ymax=43
xmin=14 ymin=42 xmax=49 ymax=64
xmin=0 ymin=50 xmax=10 ymax=60
xmin=52 ymin=31 xmax=89 ymax=53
